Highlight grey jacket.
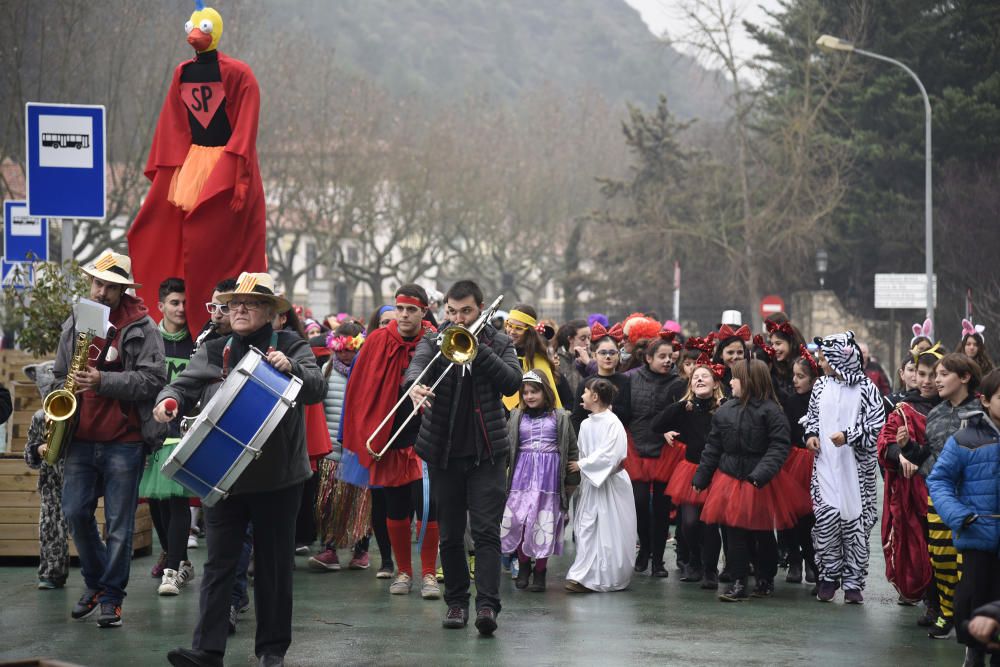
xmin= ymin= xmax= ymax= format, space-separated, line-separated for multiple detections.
xmin=157 ymin=329 xmax=326 ymax=494
xmin=506 ymin=408 xmax=580 ymax=510
xmin=322 ymin=363 xmax=348 ymax=461
xmin=53 ymin=305 xmax=167 ymax=451
xmin=922 ymin=394 xmax=981 ymax=477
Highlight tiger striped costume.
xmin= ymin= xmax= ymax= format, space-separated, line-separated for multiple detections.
xmin=803 ymin=332 xmax=885 ymax=592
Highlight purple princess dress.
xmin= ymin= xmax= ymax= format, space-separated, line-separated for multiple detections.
xmin=501 ymin=412 xmax=565 ymax=558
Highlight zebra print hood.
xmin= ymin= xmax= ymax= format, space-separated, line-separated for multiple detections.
xmin=815 ymin=331 xmax=867 ymax=385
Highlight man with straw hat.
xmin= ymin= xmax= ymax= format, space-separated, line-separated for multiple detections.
xmin=156 ymin=272 xmax=325 ymax=667
xmin=53 ymin=250 xmax=168 ymax=629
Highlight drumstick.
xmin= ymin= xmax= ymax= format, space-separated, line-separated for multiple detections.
xmin=163 ymin=398 xmax=178 ymax=417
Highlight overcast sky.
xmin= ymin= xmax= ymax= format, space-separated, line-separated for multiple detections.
xmin=624 ymin=0 xmax=783 ymax=66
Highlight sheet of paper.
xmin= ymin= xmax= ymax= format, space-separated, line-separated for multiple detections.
xmin=74 ymin=298 xmax=111 ymax=337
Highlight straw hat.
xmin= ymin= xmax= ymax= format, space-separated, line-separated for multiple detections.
xmin=215 ymin=272 xmax=291 ymax=312
xmin=81 ymin=250 xmax=141 ymax=288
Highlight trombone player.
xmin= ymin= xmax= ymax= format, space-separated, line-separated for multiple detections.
xmin=405 ymin=280 xmax=521 ymax=636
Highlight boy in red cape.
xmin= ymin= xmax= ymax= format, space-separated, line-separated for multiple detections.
xmin=128 ymin=3 xmax=266 ymax=336
xmin=341 ymin=284 xmax=442 ymax=600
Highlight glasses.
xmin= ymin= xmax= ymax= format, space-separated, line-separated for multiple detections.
xmin=219 ymin=300 xmax=265 ymax=314
xmin=205 ymin=302 xmax=225 ymax=314
xmin=505 ymin=322 xmax=530 ymax=333
xmin=596 ymin=349 xmax=619 ymax=357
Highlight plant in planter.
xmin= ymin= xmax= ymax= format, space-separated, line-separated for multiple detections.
xmin=2 ymin=260 xmax=89 ymax=357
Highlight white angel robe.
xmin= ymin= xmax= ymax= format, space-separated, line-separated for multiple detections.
xmin=566 ymin=410 xmax=637 ymax=592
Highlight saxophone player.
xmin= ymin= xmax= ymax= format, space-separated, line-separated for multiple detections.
xmin=53 ymin=250 xmax=167 ymax=629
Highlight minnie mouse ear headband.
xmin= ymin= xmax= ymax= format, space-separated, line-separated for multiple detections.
xmin=797 ymin=344 xmax=820 ymax=376
xmin=591 ymin=322 xmax=625 ymax=343
xmin=685 ymin=335 xmax=715 ymax=355
xmin=718 ymin=324 xmax=751 ymax=342
xmin=765 ymin=319 xmax=798 ymax=340
xmin=694 ymin=352 xmax=726 ymax=380
xmin=910 ymin=318 xmax=934 ymax=346
xmin=753 ymin=334 xmax=776 ymax=362
xmin=961 ymin=319 xmax=986 ymax=339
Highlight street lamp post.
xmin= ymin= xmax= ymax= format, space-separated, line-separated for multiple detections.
xmin=816 ymin=35 xmax=934 ymax=325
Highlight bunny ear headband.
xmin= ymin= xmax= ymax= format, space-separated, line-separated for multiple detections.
xmin=910 ymin=318 xmax=934 ymax=345
xmin=961 ymin=318 xmax=986 ymax=337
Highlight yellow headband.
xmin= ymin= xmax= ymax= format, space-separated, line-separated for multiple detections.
xmin=507 ymin=310 xmax=537 ymax=328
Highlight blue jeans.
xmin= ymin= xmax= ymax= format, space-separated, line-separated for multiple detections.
xmin=61 ymin=441 xmax=145 ymax=604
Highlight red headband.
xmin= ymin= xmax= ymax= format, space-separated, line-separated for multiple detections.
xmin=765 ymin=320 xmax=796 ymax=339
xmin=658 ymin=330 xmax=676 ymax=342
xmin=695 ymin=352 xmax=726 ymax=380
xmin=798 ymin=344 xmax=820 ymax=376
xmin=593 ymin=322 xmax=624 ymax=343
xmin=685 ymin=335 xmax=714 ymax=355
xmin=753 ymin=334 xmax=776 ymax=362
xmin=396 ymin=295 xmax=428 ymax=309
xmin=718 ymin=324 xmax=751 ymax=342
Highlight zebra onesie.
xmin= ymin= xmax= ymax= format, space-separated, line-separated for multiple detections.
xmin=802 ymin=331 xmax=885 ymax=593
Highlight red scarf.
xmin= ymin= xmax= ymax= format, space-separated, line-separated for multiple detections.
xmin=341 ymin=320 xmax=422 ymax=469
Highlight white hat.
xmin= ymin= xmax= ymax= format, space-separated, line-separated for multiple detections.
xmin=81 ymin=250 xmax=141 ymax=288
xmin=720 ymin=310 xmax=742 ymax=326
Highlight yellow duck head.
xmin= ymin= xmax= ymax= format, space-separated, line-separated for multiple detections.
xmin=185 ymin=2 xmax=223 ymax=53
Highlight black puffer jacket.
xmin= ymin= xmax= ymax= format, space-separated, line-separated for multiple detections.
xmin=405 ymin=323 xmax=522 ymax=467
xmin=629 ymin=366 xmax=685 ymax=457
xmin=650 ymin=396 xmax=719 ymax=464
xmin=692 ymin=398 xmax=791 ymax=489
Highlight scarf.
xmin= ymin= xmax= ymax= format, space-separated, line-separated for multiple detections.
xmin=159 ymin=318 xmax=189 ymax=342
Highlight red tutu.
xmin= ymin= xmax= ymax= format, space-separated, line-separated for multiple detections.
xmin=665 ymin=458 xmax=709 ymax=506
xmin=370 ymin=446 xmax=423 ymax=488
xmin=783 ymin=446 xmax=815 ymax=494
xmin=623 ymin=430 xmax=685 ymax=483
xmin=700 ymin=469 xmax=812 ymax=530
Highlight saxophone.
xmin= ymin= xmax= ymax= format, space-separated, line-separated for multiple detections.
xmin=42 ymin=331 xmax=92 ymax=465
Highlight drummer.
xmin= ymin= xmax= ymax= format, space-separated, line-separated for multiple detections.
xmin=155 ymin=272 xmax=325 ymax=667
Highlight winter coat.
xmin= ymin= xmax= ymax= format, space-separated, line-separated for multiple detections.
xmin=692 ymin=398 xmax=791 ymax=489
xmin=555 ymin=347 xmax=585 ymax=399
xmin=157 ymin=327 xmax=326 ymax=494
xmin=322 ymin=364 xmax=348 ymax=461
xmin=650 ymin=396 xmax=718 ymax=464
xmin=506 ymin=408 xmax=580 ymax=510
xmin=53 ymin=305 xmax=167 ymax=452
xmin=569 ymin=372 xmax=632 ymax=433
xmin=404 ymin=323 xmax=522 ymax=467
xmin=628 ymin=366 xmax=685 ymax=457
xmin=926 ymin=408 xmax=1000 ymax=553
xmin=923 ymin=394 xmax=981 ymax=477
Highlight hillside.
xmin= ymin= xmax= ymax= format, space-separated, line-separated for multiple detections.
xmin=264 ymin=0 xmax=727 ymax=119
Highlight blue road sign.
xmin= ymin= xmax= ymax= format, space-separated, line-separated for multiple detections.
xmin=3 ymin=200 xmax=48 ymax=262
xmin=1 ymin=258 xmax=34 ymax=289
xmin=25 ymin=103 xmax=106 ymax=219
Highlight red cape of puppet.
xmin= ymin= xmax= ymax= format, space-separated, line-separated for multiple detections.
xmin=127 ymin=51 xmax=266 ymax=335
xmin=877 ymin=402 xmax=933 ymax=601
xmin=341 ymin=321 xmax=422 ymax=470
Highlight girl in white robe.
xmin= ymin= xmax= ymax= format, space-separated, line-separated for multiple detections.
xmin=566 ymin=377 xmax=637 ymax=592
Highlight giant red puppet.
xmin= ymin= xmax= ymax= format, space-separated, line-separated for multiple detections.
xmin=127 ymin=2 xmax=266 ymax=335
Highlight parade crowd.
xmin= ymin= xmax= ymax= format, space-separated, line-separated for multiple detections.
xmin=18 ymin=251 xmax=1000 ymax=667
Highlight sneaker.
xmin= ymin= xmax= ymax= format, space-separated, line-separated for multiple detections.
xmin=651 ymin=562 xmax=669 ymax=578
xmin=442 ymin=606 xmax=469 ymax=629
xmin=916 ymin=606 xmax=939 ymax=627
xmin=844 ymin=589 xmax=864 ymax=605
xmin=928 ymin=616 xmax=955 ymax=639
xmin=228 ymin=605 xmax=239 ymax=635
xmin=719 ymin=579 xmax=749 ymax=602
xmin=349 ymin=551 xmax=370 ymax=570
xmin=510 ymin=558 xmax=520 ymax=580
xmin=421 ymin=574 xmax=441 ymax=600
xmin=816 ymin=580 xmax=837 ymax=602
xmin=436 ymin=565 xmax=444 ymax=582
xmin=475 ymin=608 xmax=498 ymax=636
xmin=294 ymin=544 xmax=310 ymax=556
xmin=151 ymin=551 xmax=168 ymax=578
xmin=389 ymin=572 xmax=412 ymax=595
xmin=97 ymin=601 xmax=122 ymax=628
xmin=37 ymin=578 xmax=61 ymax=590
xmin=680 ymin=566 xmax=703 ymax=583
xmin=308 ymin=549 xmax=341 ymax=572
xmin=71 ymin=589 xmax=101 ymax=619
xmin=179 ymin=560 xmax=195 ymax=583
xmin=376 ymin=563 xmax=394 ymax=579
xmin=187 ymin=533 xmax=199 ymax=549
xmin=752 ymin=579 xmax=774 ymax=598
xmin=158 ymin=569 xmax=181 ymax=596
xmin=237 ymin=593 xmax=251 ymax=613
xmin=896 ymin=594 xmax=918 ymax=606
xmin=500 ymin=553 xmax=513 ymax=572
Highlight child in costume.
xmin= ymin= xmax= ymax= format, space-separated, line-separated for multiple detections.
xmin=803 ymin=331 xmax=886 ymax=604
xmin=927 ymin=368 xmax=1000 ymax=666
xmin=502 ymin=372 xmax=579 ymax=592
xmin=503 ymin=304 xmax=563 ymax=410
xmin=565 ymin=377 xmax=636 ymax=593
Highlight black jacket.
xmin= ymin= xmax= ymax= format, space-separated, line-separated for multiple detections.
xmin=404 ymin=322 xmax=522 ymax=467
xmin=0 ymin=382 xmax=11 ymax=425
xmin=650 ymin=396 xmax=719 ymax=464
xmin=692 ymin=398 xmax=791 ymax=489
xmin=628 ymin=366 xmax=685 ymax=457
xmin=781 ymin=391 xmax=811 ymax=448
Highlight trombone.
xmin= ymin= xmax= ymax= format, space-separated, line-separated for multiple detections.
xmin=366 ymin=295 xmax=503 ymax=461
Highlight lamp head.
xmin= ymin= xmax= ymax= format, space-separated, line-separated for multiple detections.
xmin=816 ymin=35 xmax=854 ymax=53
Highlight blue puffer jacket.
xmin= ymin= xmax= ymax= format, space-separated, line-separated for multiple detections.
xmin=926 ymin=408 xmax=1000 ymax=553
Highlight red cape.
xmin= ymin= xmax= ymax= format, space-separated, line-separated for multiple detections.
xmin=341 ymin=321 xmax=422 ymax=469
xmin=877 ymin=402 xmax=933 ymax=601
xmin=127 ymin=51 xmax=266 ymax=335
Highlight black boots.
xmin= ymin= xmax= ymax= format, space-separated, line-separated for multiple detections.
xmin=528 ymin=569 xmax=546 ymax=592
xmin=515 ymin=562 xmax=532 ymax=589
xmin=719 ymin=578 xmax=749 ymax=602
